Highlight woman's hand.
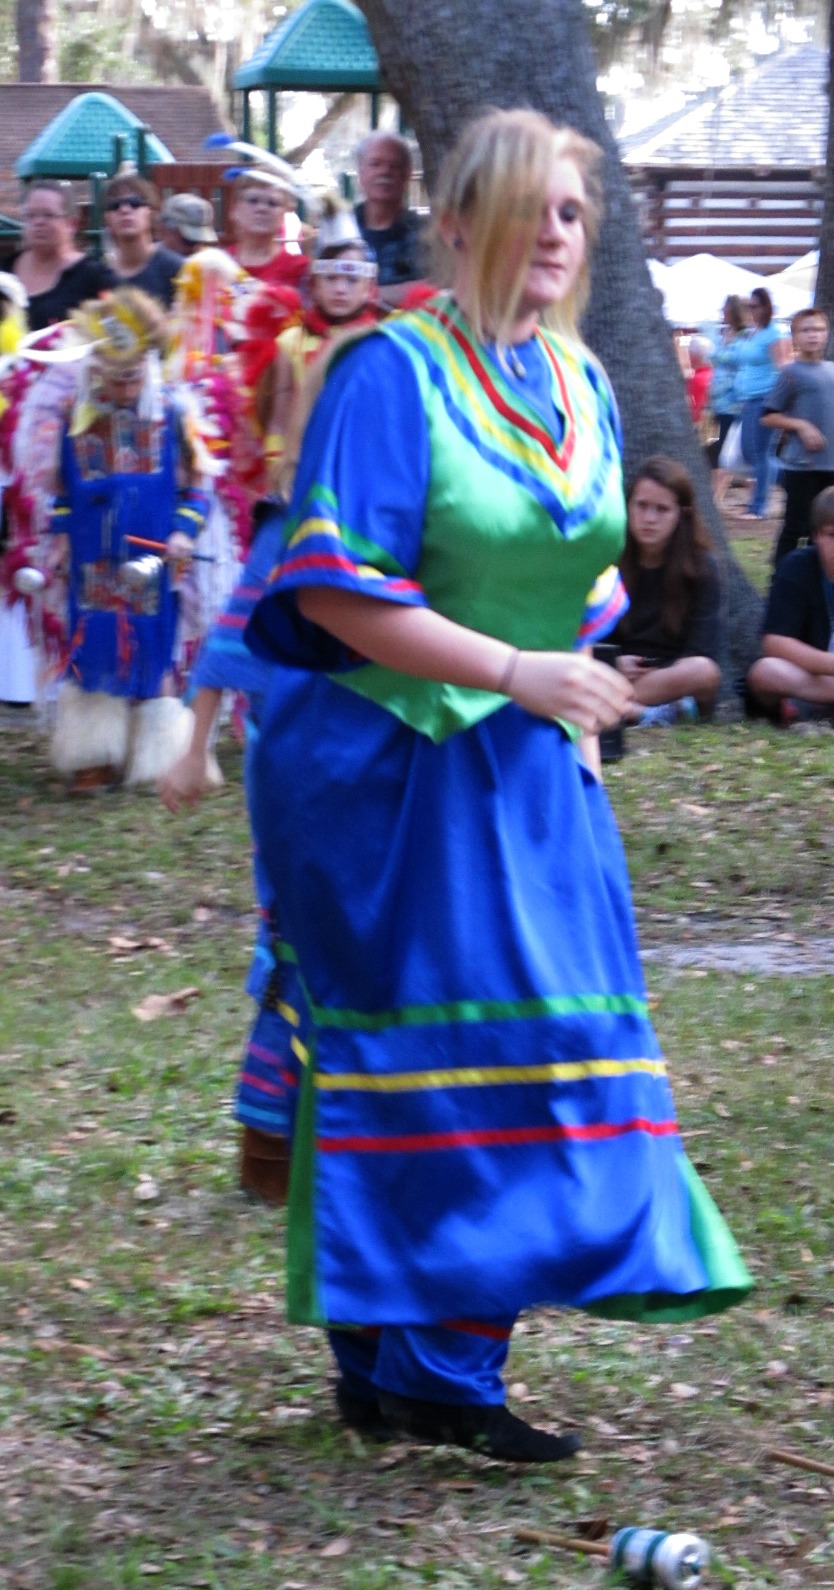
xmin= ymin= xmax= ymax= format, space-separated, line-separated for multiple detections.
xmin=158 ymin=687 xmax=222 ymax=813
xmin=158 ymin=747 xmax=213 ymax=813
xmin=508 ymin=650 xmax=633 ymax=733
xmin=616 ymin=653 xmax=649 ymax=683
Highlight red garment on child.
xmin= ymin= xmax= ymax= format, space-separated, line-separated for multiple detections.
xmin=687 ymin=365 xmax=712 ymax=426
xmin=229 ymin=246 xmax=309 ymax=292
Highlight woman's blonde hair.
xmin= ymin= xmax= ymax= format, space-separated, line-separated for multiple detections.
xmin=433 ymin=107 xmax=603 ymax=344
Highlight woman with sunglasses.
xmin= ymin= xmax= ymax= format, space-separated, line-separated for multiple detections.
xmin=13 ymin=181 xmax=115 ymax=332
xmin=103 ymin=174 xmax=183 ymax=310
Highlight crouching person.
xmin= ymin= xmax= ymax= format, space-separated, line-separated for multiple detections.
xmin=48 ymin=289 xmax=210 ymax=791
xmin=748 ymin=485 xmax=834 ymax=726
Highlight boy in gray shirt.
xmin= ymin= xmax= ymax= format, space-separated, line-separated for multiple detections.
xmin=763 ymin=307 xmax=834 ymax=565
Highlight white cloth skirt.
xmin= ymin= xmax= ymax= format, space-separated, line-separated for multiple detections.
xmin=0 ymin=599 xmax=37 ymax=703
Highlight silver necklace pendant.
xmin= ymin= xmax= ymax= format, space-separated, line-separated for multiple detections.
xmin=506 ymin=347 xmax=526 ymax=380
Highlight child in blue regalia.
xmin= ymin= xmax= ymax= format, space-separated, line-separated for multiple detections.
xmin=48 ymin=287 xmax=210 ymax=792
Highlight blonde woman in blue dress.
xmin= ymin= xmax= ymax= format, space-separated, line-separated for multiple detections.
xmin=245 ymin=109 xmax=752 ymax=1461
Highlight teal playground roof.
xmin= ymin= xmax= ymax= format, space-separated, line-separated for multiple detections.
xmin=234 ymin=0 xmax=383 ymax=92
xmin=15 ymin=91 xmax=173 ymax=178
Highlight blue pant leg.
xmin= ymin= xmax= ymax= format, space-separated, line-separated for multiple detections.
xmin=742 ymin=399 xmax=775 ymax=516
xmin=371 ymin=1320 xmax=515 ymax=1408
xmin=328 ymin=1327 xmax=381 ymax=1402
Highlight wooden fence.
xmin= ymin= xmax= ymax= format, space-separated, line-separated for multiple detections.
xmin=629 ymin=166 xmax=823 ymax=273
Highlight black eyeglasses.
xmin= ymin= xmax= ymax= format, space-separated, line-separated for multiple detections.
xmin=106 ymin=195 xmax=146 ymax=213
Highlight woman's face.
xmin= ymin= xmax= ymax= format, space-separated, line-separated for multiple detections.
xmin=750 ymin=294 xmax=768 ymax=327
xmin=514 ymin=159 xmax=587 ymax=322
xmin=232 ymin=185 xmax=286 ymax=247
xmin=628 ymin=476 xmax=681 ymax=567
xmin=22 ymin=189 xmax=74 ymax=257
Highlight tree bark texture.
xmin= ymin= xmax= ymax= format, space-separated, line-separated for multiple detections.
xmin=16 ymin=0 xmax=57 ymax=80
xmin=357 ymin=0 xmax=763 ymax=692
xmin=815 ymin=0 xmax=834 ymax=326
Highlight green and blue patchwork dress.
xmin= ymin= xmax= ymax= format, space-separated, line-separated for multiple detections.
xmin=247 ymin=298 xmax=751 ymax=1334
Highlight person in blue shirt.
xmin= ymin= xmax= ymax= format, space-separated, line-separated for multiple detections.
xmin=734 ymin=286 xmax=789 ymax=520
xmin=708 ymin=294 xmax=747 ymax=508
xmin=353 ymin=132 xmax=424 ymax=310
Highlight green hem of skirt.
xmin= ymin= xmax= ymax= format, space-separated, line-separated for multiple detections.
xmin=287 ymin=1085 xmax=753 ymax=1327
xmin=585 ymin=1155 xmax=753 ymax=1323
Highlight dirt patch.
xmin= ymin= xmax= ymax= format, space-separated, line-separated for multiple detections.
xmin=638 ymin=897 xmax=834 ymax=976
xmin=643 ymin=936 xmax=834 ymax=975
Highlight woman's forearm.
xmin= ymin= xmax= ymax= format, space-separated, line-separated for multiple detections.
xmin=296 ymin=587 xmax=634 ymax=733
xmin=298 ymin=587 xmax=515 ymax=692
xmin=189 ymin=686 xmax=223 ymax=758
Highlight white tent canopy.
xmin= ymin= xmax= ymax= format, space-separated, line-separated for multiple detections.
xmin=648 ymin=251 xmax=813 ymax=328
xmin=768 ymin=250 xmax=818 ymax=297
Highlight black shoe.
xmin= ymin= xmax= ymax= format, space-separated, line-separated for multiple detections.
xmin=377 ymin=1392 xmax=582 ymax=1463
xmin=334 ymin=1379 xmax=394 ymax=1441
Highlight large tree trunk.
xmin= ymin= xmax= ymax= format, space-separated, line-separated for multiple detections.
xmin=17 ymin=0 xmax=57 ymax=80
xmin=357 ymin=0 xmax=762 ymax=694
xmin=815 ymin=0 xmax=834 ymax=324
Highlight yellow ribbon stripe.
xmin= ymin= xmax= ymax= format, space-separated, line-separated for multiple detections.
xmin=316 ymin=1058 xmax=666 ymax=1092
xmin=287 ymin=517 xmax=342 ymax=549
xmin=585 ymin=565 xmax=620 ymax=606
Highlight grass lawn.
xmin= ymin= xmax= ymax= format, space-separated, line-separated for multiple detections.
xmin=2 ymin=583 xmax=834 ymax=1588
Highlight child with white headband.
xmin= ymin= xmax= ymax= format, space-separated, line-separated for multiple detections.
xmin=266 ymin=196 xmax=379 ymax=498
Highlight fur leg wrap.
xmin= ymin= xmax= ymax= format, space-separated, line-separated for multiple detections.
xmin=50 ymin=682 xmax=130 ymax=775
xmin=124 ymin=697 xmax=195 ymax=787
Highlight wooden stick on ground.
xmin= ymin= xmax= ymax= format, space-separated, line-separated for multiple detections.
xmin=514 ymin=1526 xmax=610 ymax=1558
xmin=767 ymin=1446 xmax=834 ymax=1480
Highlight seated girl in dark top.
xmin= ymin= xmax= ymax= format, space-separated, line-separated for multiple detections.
xmin=612 ymin=454 xmax=722 ymax=724
xmin=747 ymin=484 xmax=834 ymax=724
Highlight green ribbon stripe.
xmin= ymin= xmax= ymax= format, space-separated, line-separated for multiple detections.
xmin=274 ymin=943 xmax=646 ymax=1031
xmin=277 ymin=942 xmax=647 ymax=1031
xmin=306 ymin=991 xmax=648 ymax=1033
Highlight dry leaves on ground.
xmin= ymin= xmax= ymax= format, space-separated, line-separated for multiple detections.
xmin=131 ymin=987 xmax=200 ymax=1022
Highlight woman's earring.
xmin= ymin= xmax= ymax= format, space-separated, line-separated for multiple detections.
xmin=453 ymin=234 xmax=464 ymax=250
